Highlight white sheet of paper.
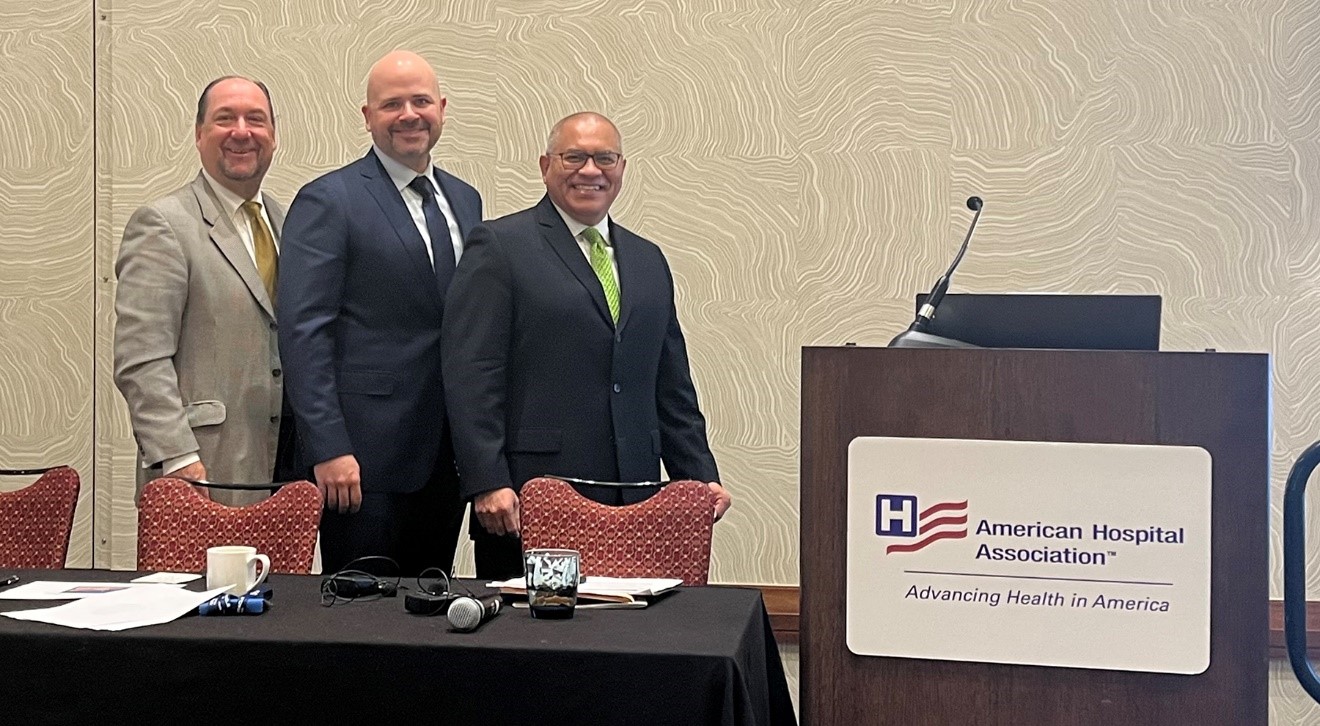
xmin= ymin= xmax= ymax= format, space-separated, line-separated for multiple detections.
xmin=1 ymin=586 xmax=229 ymax=631
xmin=509 ymin=600 xmax=648 ymax=610
xmin=0 ymin=581 xmax=186 ymax=601
xmin=131 ymin=572 xmax=202 ymax=584
xmin=487 ymin=576 xmax=682 ymax=597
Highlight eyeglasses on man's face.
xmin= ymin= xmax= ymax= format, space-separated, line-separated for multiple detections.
xmin=551 ymin=151 xmax=623 ymax=171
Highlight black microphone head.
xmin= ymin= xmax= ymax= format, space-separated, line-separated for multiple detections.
xmin=966 ymin=196 xmax=983 ymax=211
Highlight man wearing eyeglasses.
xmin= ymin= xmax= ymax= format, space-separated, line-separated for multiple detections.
xmin=442 ymin=112 xmax=732 ymax=579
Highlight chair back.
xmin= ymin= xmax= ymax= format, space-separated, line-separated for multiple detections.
xmin=137 ymin=478 xmax=321 ymax=574
xmin=0 ymin=466 xmax=81 ymax=568
xmin=520 ymin=477 xmax=715 ymax=585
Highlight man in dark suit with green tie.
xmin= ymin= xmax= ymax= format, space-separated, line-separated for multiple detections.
xmin=442 ymin=112 xmax=732 ymax=579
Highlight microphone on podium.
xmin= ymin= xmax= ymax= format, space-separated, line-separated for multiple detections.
xmin=888 ymin=196 xmax=985 ymax=349
xmin=447 ymin=594 xmax=502 ymax=633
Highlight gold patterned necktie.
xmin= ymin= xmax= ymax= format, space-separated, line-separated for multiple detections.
xmin=240 ymin=200 xmax=278 ymax=304
xmin=582 ymin=226 xmax=619 ymax=323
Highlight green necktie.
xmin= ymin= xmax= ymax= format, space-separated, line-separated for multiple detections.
xmin=582 ymin=227 xmax=619 ymax=323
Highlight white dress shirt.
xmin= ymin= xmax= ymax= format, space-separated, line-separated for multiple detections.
xmin=551 ymin=203 xmax=618 ymax=279
xmin=374 ymin=144 xmax=464 ymax=267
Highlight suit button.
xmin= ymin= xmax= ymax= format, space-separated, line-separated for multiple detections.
xmin=272 ymin=369 xmax=282 ymax=377
xmin=269 ymin=415 xmax=279 ymax=423
xmin=613 ymin=383 xmax=621 ymax=393
xmin=615 ymin=334 xmax=622 ymax=343
xmin=269 ymin=322 xmax=277 ymax=331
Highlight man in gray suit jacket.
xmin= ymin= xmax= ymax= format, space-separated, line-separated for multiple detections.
xmin=114 ymin=75 xmax=297 ymax=505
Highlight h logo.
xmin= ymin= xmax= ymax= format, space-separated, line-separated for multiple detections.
xmin=876 ymin=494 xmax=918 ymax=537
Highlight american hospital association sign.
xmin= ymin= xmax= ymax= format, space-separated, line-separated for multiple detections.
xmin=846 ymin=437 xmax=1211 ymax=674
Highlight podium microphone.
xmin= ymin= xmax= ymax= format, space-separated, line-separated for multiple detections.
xmin=447 ymin=594 xmax=502 ymax=633
xmin=888 ymin=196 xmax=985 ymax=349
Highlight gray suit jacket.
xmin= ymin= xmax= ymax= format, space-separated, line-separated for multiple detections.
xmin=113 ymin=172 xmax=286 ymax=504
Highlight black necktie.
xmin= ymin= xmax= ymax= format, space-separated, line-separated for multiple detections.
xmin=407 ymin=175 xmax=456 ymax=290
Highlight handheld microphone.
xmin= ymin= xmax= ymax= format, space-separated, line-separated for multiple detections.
xmin=888 ymin=196 xmax=985 ymax=348
xmin=447 ymin=594 xmax=502 ymax=632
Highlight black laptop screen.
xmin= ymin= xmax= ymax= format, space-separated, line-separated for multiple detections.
xmin=914 ymin=293 xmax=1162 ymax=350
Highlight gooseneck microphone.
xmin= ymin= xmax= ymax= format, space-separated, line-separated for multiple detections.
xmin=888 ymin=196 xmax=985 ymax=348
xmin=447 ymin=594 xmax=502 ymax=632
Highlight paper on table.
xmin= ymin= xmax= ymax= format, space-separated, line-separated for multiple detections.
xmin=509 ymin=600 xmax=648 ymax=610
xmin=131 ymin=572 xmax=202 ymax=584
xmin=1 ymin=585 xmax=230 ymax=631
xmin=488 ymin=576 xmax=683 ymax=602
xmin=572 ymin=577 xmax=683 ymax=597
xmin=0 ymin=581 xmax=187 ymax=601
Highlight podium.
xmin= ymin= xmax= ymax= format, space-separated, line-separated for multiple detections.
xmin=800 ymin=347 xmax=1268 ymax=724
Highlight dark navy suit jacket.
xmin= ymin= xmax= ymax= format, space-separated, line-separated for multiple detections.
xmin=278 ymin=150 xmax=482 ymax=493
xmin=441 ymin=196 xmax=718 ymax=505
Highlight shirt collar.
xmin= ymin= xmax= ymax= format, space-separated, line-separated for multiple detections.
xmin=551 ymin=202 xmax=611 ymax=246
xmin=374 ymin=144 xmax=437 ymax=193
xmin=201 ymin=169 xmax=265 ymax=217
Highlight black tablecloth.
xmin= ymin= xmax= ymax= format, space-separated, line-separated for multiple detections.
xmin=0 ymin=569 xmax=796 ymax=726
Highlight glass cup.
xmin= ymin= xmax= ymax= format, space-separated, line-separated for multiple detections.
xmin=525 ymin=548 xmax=580 ymax=619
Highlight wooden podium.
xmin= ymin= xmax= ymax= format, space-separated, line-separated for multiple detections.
xmin=800 ymin=347 xmax=1268 ymax=724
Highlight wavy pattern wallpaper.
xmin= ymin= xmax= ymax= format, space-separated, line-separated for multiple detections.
xmin=1 ymin=0 xmax=1318 ymax=719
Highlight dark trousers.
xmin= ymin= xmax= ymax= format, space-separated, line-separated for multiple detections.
xmin=272 ymin=395 xmax=307 ymax=483
xmin=320 ymin=465 xmax=465 ymax=577
xmin=473 ymin=532 xmax=525 ymax=581
xmin=470 ymin=482 xmax=661 ymax=580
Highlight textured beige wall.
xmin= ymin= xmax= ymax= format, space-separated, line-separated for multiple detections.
xmin=4 ymin=0 xmax=1320 ymax=719
xmin=0 ymin=3 xmax=94 ymax=565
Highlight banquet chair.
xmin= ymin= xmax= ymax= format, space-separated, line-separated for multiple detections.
xmin=0 ymin=466 xmax=81 ymax=568
xmin=137 ymin=478 xmax=321 ymax=574
xmin=519 ymin=477 xmax=716 ymax=585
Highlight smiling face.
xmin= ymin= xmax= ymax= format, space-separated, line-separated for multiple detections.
xmin=539 ymin=113 xmax=626 ymax=226
xmin=194 ymin=77 xmax=276 ymax=199
xmin=362 ymin=51 xmax=445 ymax=173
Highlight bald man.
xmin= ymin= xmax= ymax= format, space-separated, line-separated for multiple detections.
xmin=278 ymin=51 xmax=482 ymax=574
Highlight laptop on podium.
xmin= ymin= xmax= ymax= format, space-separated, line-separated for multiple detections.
xmin=914 ymin=293 xmax=1162 ymax=351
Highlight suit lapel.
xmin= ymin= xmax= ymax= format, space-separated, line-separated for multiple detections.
xmin=265 ymin=196 xmax=286 ymax=241
xmin=193 ymin=173 xmax=275 ymax=319
xmin=435 ymin=169 xmax=477 ymax=237
xmin=536 ymin=197 xmax=614 ymax=328
xmin=359 ymin=151 xmax=443 ymax=311
xmin=611 ymin=221 xmax=641 ymax=332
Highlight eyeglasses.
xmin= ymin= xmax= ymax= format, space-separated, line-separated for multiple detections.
xmin=550 ymin=151 xmax=622 ymax=170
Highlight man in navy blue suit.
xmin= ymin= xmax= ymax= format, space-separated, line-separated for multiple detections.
xmin=278 ymin=51 xmax=482 ymax=575
xmin=441 ymin=112 xmax=732 ymax=579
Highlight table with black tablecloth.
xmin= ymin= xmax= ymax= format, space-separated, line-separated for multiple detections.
xmin=0 ymin=569 xmax=795 ymax=726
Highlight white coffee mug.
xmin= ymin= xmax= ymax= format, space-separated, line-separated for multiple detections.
xmin=206 ymin=545 xmax=270 ymax=594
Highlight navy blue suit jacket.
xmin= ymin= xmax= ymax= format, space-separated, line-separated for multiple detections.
xmin=441 ymin=196 xmax=718 ymax=504
xmin=278 ymin=150 xmax=482 ymax=493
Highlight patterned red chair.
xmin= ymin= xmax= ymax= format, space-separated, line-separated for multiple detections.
xmin=519 ymin=477 xmax=716 ymax=585
xmin=0 ymin=466 xmax=81 ymax=568
xmin=137 ymin=478 xmax=321 ymax=574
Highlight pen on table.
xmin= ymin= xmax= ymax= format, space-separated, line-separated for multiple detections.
xmin=0 ymin=575 xmax=19 ymax=589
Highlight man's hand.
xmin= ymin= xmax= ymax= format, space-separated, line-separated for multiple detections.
xmin=474 ymin=487 xmax=521 ymax=536
xmin=314 ymin=454 xmax=362 ymax=514
xmin=707 ymin=482 xmax=732 ymax=522
xmin=171 ymin=461 xmax=210 ymax=499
